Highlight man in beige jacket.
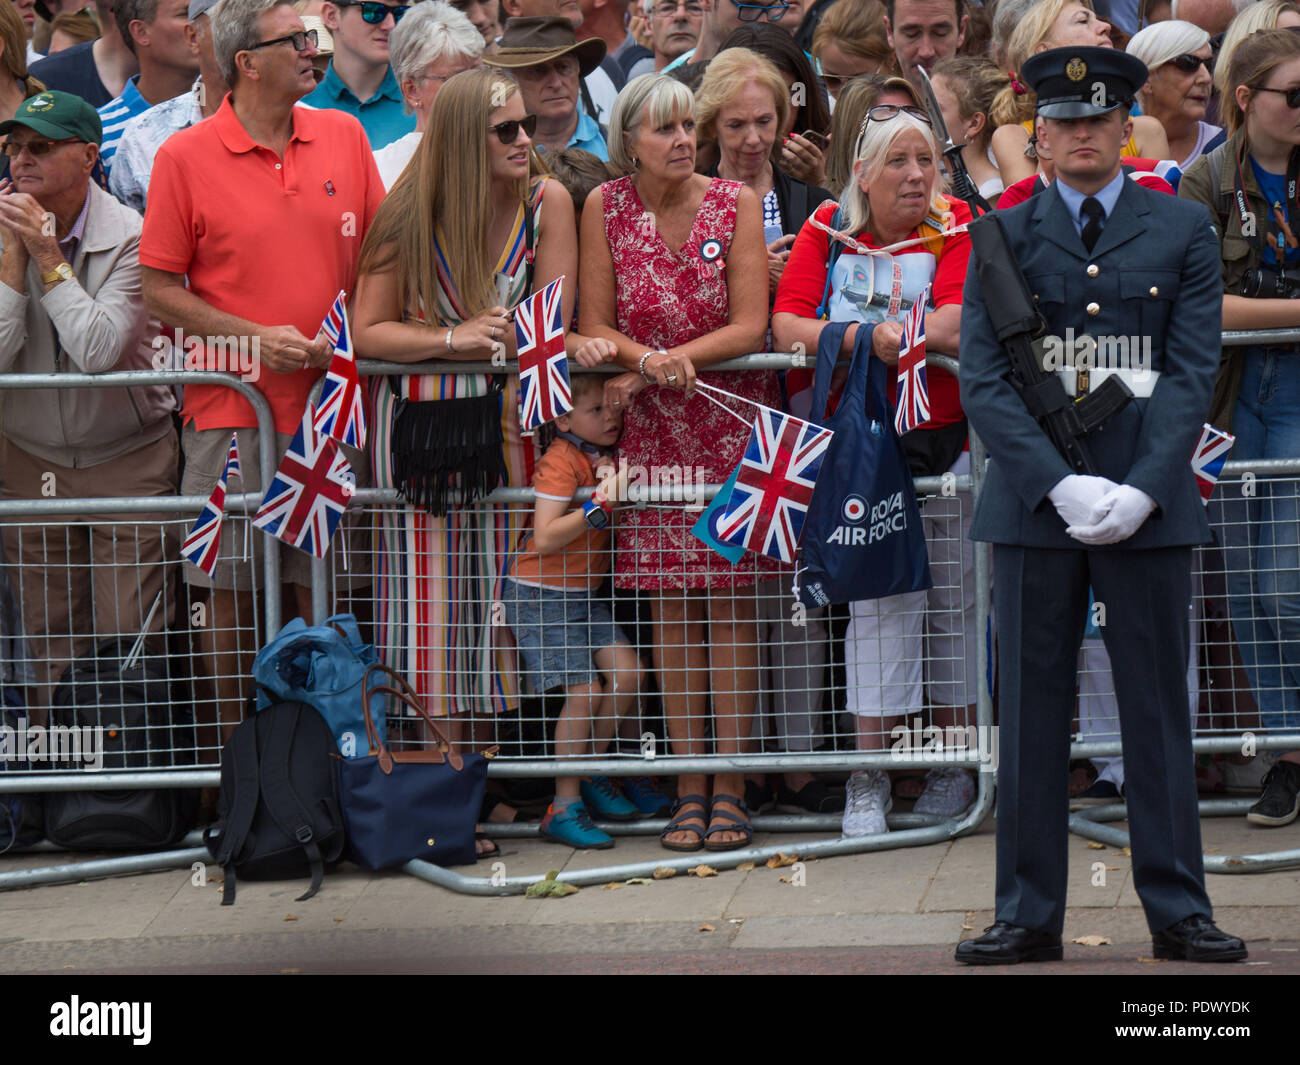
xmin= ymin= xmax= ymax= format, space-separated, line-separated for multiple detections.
xmin=0 ymin=90 xmax=177 ymax=714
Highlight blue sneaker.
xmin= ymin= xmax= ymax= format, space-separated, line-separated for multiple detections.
xmin=580 ymin=776 xmax=640 ymax=821
xmin=540 ymin=801 xmax=614 ymax=849
xmin=620 ymin=776 xmax=673 ymax=818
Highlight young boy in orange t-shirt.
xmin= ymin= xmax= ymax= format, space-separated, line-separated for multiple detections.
xmin=503 ymin=375 xmax=643 ymax=848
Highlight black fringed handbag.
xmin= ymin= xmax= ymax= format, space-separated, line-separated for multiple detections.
xmin=389 ymin=192 xmax=537 ymax=518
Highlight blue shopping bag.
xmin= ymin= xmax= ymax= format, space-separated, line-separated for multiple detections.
xmin=253 ymin=613 xmax=386 ymax=756
xmin=795 ymin=321 xmax=932 ymax=607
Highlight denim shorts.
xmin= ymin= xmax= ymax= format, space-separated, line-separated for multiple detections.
xmin=502 ymin=578 xmax=629 ymax=694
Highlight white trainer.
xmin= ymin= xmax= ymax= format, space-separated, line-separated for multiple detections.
xmin=842 ymin=769 xmax=892 ymax=837
xmin=913 ymin=767 xmax=976 ymax=816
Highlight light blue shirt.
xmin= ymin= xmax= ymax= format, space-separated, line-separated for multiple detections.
xmin=1055 ymin=168 xmax=1126 ymax=238
xmin=536 ymin=109 xmax=610 ymax=162
xmin=302 ymin=61 xmax=415 ymax=150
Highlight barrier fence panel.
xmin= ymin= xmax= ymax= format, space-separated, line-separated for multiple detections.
xmin=0 ymin=372 xmax=279 ymax=889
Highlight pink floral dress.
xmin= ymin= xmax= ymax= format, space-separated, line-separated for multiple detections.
xmin=601 ymin=174 xmax=783 ymax=590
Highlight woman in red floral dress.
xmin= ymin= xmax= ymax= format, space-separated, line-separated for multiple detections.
xmin=579 ymin=73 xmax=776 ymax=852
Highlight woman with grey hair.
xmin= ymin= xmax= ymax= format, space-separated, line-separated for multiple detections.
xmin=373 ymin=0 xmax=484 ymax=188
xmin=579 ymin=73 xmax=773 ymax=853
xmin=1127 ymin=19 xmax=1219 ymax=168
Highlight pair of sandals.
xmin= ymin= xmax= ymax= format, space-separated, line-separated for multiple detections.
xmin=661 ymin=792 xmax=752 ymax=852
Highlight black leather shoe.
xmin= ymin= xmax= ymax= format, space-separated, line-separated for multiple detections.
xmin=1152 ymin=915 xmax=1248 ymax=962
xmin=955 ymin=921 xmax=1063 ymax=965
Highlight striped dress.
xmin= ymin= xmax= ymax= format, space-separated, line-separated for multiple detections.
xmin=370 ymin=182 xmax=544 ymax=717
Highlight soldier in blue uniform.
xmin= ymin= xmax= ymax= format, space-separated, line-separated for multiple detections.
xmin=955 ymin=46 xmax=1247 ymax=964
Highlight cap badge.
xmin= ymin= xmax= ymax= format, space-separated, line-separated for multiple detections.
xmin=27 ymin=94 xmax=54 ymax=111
xmin=1066 ymin=58 xmax=1087 ymax=81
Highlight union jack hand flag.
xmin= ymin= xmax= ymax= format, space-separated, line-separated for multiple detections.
xmin=516 ymin=276 xmax=571 ymax=431
xmin=718 ymin=408 xmax=834 ymax=563
xmin=1192 ymin=423 xmax=1235 ymax=506
xmin=252 ymin=405 xmax=355 ymax=558
xmin=181 ymin=433 xmax=240 ymax=576
xmin=894 ymin=285 xmax=931 ymax=436
xmin=313 ymin=290 xmax=367 ymax=449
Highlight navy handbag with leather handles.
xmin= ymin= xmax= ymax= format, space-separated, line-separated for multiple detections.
xmin=337 ymin=663 xmax=492 ymax=869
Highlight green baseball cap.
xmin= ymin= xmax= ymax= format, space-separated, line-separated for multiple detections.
xmin=0 ymin=91 xmax=103 ymax=147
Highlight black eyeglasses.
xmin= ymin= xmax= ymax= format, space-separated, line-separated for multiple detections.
xmin=1252 ymin=84 xmax=1300 ymax=109
xmin=334 ymin=0 xmax=409 ymax=23
xmin=0 ymin=137 xmax=77 ymax=157
xmin=731 ymin=0 xmax=790 ymax=22
xmin=246 ymin=28 xmax=318 ymax=52
xmin=866 ymin=104 xmax=931 ymax=124
xmin=486 ymin=114 xmax=538 ymax=144
xmin=1167 ymin=53 xmax=1210 ymax=74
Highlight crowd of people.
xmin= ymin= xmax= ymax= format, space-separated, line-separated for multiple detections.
xmin=1 ymin=0 xmax=1298 ymax=861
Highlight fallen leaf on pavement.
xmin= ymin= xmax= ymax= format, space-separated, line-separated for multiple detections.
xmin=1086 ymin=842 xmax=1105 ymax=850
xmin=737 ymin=862 xmax=755 ymax=872
xmin=602 ymin=882 xmax=623 ymax=891
xmin=699 ymin=923 xmax=715 ymax=932
xmin=284 ymin=914 xmax=297 ymax=921
xmin=689 ymin=864 xmax=718 ymax=878
xmin=624 ymin=877 xmax=653 ymax=885
xmin=766 ymin=852 xmax=799 ymax=868
xmin=779 ymin=875 xmax=792 ymax=883
xmin=960 ymin=924 xmax=974 ymax=931
xmin=524 ymin=877 xmax=579 ymax=898
xmin=1071 ymin=935 xmax=1111 ymax=947
xmin=652 ymin=866 xmax=677 ymax=879
xmin=1137 ymin=956 xmax=1163 ymax=964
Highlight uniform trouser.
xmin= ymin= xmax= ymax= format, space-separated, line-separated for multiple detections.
xmin=993 ymin=543 xmax=1212 ymax=935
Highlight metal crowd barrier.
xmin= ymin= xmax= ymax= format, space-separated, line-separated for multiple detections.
xmin=5 ymin=338 xmax=1300 ymax=894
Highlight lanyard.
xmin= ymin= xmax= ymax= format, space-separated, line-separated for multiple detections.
xmin=1233 ymin=142 xmax=1300 ymax=268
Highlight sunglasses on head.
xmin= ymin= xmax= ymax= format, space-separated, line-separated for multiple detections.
xmin=1167 ymin=52 xmax=1210 ymax=73
xmin=486 ymin=113 xmax=538 ymax=144
xmin=1253 ymin=84 xmax=1300 ymax=109
xmin=334 ymin=0 xmax=408 ymax=23
xmin=866 ymin=104 xmax=931 ymax=125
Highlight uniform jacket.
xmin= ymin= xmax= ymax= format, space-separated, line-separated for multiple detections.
xmin=0 ymin=181 xmax=175 ymax=468
xmin=959 ymin=175 xmax=1223 ymax=549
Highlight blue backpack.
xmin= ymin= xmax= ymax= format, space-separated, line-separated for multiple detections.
xmin=252 ymin=614 xmax=386 ymax=757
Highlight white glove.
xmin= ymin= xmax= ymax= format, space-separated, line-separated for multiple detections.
xmin=1066 ymin=484 xmax=1157 ymax=545
xmin=1047 ymin=474 xmax=1119 ymax=527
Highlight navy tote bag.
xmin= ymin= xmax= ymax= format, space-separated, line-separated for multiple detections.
xmin=796 ymin=321 xmax=932 ymax=608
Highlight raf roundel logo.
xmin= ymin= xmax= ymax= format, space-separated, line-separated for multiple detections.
xmin=27 ymin=93 xmax=54 ymax=111
xmin=1065 ymin=58 xmax=1087 ymax=82
xmin=842 ymin=495 xmax=868 ymax=524
xmin=700 ymin=239 xmax=723 ymax=263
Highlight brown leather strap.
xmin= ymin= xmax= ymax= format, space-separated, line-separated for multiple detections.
xmin=360 ymin=662 xmax=466 ymax=772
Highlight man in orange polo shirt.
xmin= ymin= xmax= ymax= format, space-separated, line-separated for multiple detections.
xmin=141 ymin=0 xmax=385 ymax=738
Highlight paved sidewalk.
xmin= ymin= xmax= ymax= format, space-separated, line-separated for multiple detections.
xmin=1 ymin=810 xmax=1298 ymax=973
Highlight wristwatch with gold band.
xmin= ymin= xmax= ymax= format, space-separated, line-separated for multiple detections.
xmin=41 ymin=263 xmax=73 ymax=285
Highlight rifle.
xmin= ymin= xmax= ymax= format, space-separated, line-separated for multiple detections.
xmin=916 ymin=65 xmax=991 ymax=217
xmin=967 ymin=211 xmax=1132 ymax=476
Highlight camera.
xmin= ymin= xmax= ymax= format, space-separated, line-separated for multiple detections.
xmin=1239 ymin=267 xmax=1300 ymax=299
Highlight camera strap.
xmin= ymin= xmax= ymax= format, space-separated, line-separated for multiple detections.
xmin=1233 ymin=140 xmax=1300 ymax=271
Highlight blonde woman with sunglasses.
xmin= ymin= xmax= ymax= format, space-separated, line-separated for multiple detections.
xmin=773 ymin=103 xmax=979 ymax=838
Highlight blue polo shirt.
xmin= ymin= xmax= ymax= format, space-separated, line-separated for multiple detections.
xmin=535 ymin=109 xmax=609 ymax=161
xmin=97 ymin=75 xmax=152 ymax=174
xmin=302 ymin=61 xmax=415 ymax=150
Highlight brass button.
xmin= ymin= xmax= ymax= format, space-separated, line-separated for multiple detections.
xmin=1086 ymin=301 xmax=1100 ymax=316
xmin=1149 ymin=285 xmax=1159 ymax=297
xmin=1086 ymin=264 xmax=1099 ymax=277
xmin=426 ymin=837 xmax=436 ymax=846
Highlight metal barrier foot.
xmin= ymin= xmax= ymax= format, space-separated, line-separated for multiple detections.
xmin=0 ymin=839 xmax=209 ymax=891
xmin=1068 ymin=800 xmax=1300 ymax=874
xmin=404 ymin=782 xmax=995 ymax=896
